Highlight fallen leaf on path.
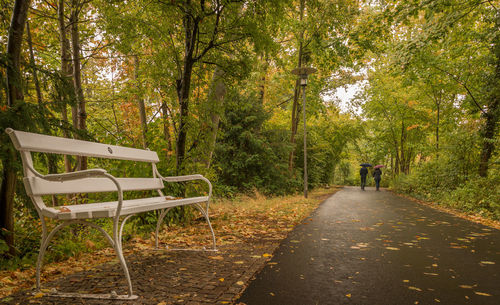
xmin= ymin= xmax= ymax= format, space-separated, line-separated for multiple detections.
xmin=459 ymin=285 xmax=474 ymax=289
xmin=236 ymin=281 xmax=244 ymax=286
xmin=408 ymin=286 xmax=422 ymax=292
xmin=474 ymin=291 xmax=492 ymax=296
xmin=480 ymin=261 xmax=495 ymax=265
xmin=386 ymin=247 xmax=400 ymax=251
xmin=346 ymin=294 xmax=351 ymax=298
xmin=208 ymin=256 xmax=224 ymax=260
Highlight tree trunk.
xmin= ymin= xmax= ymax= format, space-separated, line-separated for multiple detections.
xmin=478 ymin=13 xmax=500 ymax=177
xmin=258 ymin=56 xmax=268 ymax=104
xmin=436 ymin=101 xmax=440 ymax=155
xmin=205 ymin=67 xmax=226 ymax=169
xmin=58 ymin=0 xmax=73 ymax=174
xmin=26 ymin=21 xmax=42 ymax=107
xmin=134 ymin=56 xmax=148 ymax=149
xmin=2 ymin=0 xmax=31 ymax=256
xmin=70 ymin=0 xmax=87 ymax=171
xmin=176 ymin=0 xmax=197 ymax=174
xmin=161 ymin=101 xmax=173 ymax=152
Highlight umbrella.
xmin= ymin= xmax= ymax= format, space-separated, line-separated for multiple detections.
xmin=360 ymin=163 xmax=372 ymax=167
xmin=374 ymin=165 xmax=385 ymax=169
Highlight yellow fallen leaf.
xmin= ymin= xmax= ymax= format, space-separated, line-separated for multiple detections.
xmin=219 ymin=278 xmax=224 ymax=282
xmin=480 ymin=261 xmax=495 ymax=265
xmin=408 ymin=286 xmax=422 ymax=291
xmin=386 ymin=247 xmax=400 ymax=251
xmin=346 ymin=294 xmax=351 ymax=298
xmin=234 ymin=261 xmax=244 ymax=264
xmin=403 ymin=280 xmax=410 ymax=283
xmin=474 ymin=291 xmax=492 ymax=296
xmin=33 ymin=292 xmax=44 ymax=298
xmin=208 ymin=256 xmax=224 ymax=260
xmin=459 ymin=285 xmax=474 ymax=289
xmin=236 ymin=281 xmax=244 ymax=285
xmin=262 ymin=253 xmax=272 ymax=257
xmin=157 ymin=302 xmax=167 ymax=305
xmin=423 ymin=273 xmax=438 ymax=276
xmin=270 ymin=292 xmax=275 ymax=296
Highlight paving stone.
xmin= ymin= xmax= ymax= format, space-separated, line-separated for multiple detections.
xmin=2 ymin=242 xmax=279 ymax=304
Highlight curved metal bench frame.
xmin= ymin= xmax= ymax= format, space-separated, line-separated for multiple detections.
xmin=6 ymin=128 xmax=216 ymax=300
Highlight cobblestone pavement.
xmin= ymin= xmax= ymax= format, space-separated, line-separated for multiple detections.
xmin=1 ymin=240 xmax=279 ymax=305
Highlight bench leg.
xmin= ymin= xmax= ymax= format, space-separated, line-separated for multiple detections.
xmin=35 ymin=218 xmax=137 ymax=300
xmin=155 ymin=207 xmax=172 ymax=249
xmin=113 ymin=216 xmax=136 ymax=298
xmin=194 ymin=203 xmax=217 ymax=251
xmin=154 ymin=204 xmax=217 ymax=251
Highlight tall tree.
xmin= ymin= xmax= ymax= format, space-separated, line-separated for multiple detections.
xmin=58 ymin=0 xmax=74 ymax=173
xmin=1 ymin=0 xmax=31 ymax=256
xmin=384 ymin=0 xmax=500 ymax=177
xmin=70 ymin=0 xmax=87 ymax=170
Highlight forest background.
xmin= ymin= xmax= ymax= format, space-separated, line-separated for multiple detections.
xmin=0 ymin=0 xmax=498 ymax=271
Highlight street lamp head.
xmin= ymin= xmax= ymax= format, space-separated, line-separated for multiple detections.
xmin=291 ymin=67 xmax=317 ymax=87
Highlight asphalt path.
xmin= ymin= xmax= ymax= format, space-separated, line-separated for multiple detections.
xmin=237 ymin=186 xmax=500 ymax=305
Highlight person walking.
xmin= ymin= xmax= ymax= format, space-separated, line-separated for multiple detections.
xmin=360 ymin=165 xmax=368 ymax=190
xmin=373 ymin=167 xmax=382 ymax=191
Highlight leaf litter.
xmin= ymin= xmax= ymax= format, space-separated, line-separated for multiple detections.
xmin=0 ymin=188 xmax=338 ymax=299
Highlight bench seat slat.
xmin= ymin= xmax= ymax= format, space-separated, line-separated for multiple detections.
xmin=42 ymin=196 xmax=209 ymax=220
xmin=24 ymin=177 xmax=164 ymax=195
xmin=9 ymin=130 xmax=159 ymax=162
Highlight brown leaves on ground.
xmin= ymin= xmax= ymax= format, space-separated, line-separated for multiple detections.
xmin=0 ymin=188 xmax=338 ymax=299
xmin=393 ymin=192 xmax=500 ymax=230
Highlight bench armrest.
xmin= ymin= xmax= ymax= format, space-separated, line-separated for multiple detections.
xmin=154 ymin=171 xmax=212 ymax=198
xmin=159 ymin=174 xmax=204 ymax=182
xmin=25 ymin=164 xmax=125 ymax=222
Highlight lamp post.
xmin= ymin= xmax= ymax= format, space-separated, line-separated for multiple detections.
xmin=292 ymin=66 xmax=316 ymax=198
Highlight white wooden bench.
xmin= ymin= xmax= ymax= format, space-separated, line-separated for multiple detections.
xmin=6 ymin=128 xmax=216 ymax=300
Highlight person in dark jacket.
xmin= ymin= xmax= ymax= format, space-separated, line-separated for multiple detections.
xmin=373 ymin=168 xmax=382 ymax=191
xmin=360 ymin=166 xmax=368 ymax=190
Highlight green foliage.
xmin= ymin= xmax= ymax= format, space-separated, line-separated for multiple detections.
xmin=214 ymin=91 xmax=299 ymax=195
xmin=392 ymin=159 xmax=500 ymax=220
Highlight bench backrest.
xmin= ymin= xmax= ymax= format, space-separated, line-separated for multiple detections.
xmin=6 ymin=129 xmax=164 ymax=207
